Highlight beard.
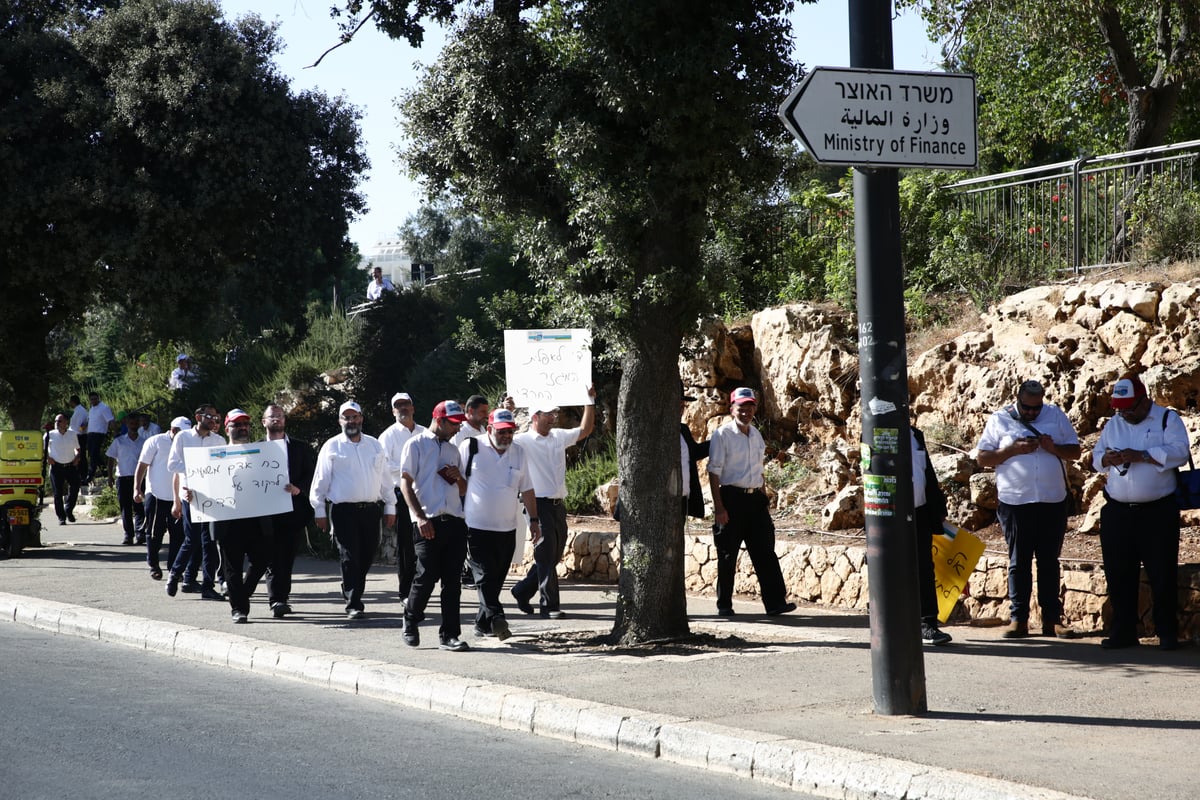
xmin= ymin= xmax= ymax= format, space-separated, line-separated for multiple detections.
xmin=265 ymin=422 xmax=285 ymax=434
xmin=342 ymin=423 xmax=361 ymax=437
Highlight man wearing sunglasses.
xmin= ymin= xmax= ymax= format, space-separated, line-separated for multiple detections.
xmin=976 ymin=379 xmax=1080 ymax=639
xmin=165 ymin=404 xmax=227 ymax=600
xmin=1092 ymin=374 xmax=1190 ymax=650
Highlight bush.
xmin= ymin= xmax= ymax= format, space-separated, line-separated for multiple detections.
xmin=1128 ymin=172 xmax=1200 ymax=263
xmin=88 ymin=485 xmax=120 ymax=519
xmin=565 ymin=437 xmax=617 ymax=514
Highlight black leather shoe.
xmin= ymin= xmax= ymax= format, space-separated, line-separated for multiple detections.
xmin=511 ymin=589 xmax=535 ymax=615
xmin=766 ymin=602 xmax=797 ymax=616
xmin=439 ymin=637 xmax=470 ymax=652
xmin=271 ymin=602 xmax=292 ymax=619
xmin=402 ymin=620 xmax=419 ymax=647
xmin=1100 ymin=636 xmax=1139 ymax=650
xmin=492 ymin=617 xmax=512 ymax=641
xmin=716 ymin=607 xmax=735 ymax=617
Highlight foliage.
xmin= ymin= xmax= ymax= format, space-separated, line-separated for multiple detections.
xmin=564 ymin=436 xmax=617 ymax=514
xmin=1127 ymin=172 xmax=1200 ymax=263
xmin=899 ymin=0 xmax=1200 ymax=164
xmin=88 ymin=485 xmax=120 ymax=519
xmin=0 ymin=0 xmax=368 ymax=427
xmin=345 ymin=0 xmax=801 ymax=642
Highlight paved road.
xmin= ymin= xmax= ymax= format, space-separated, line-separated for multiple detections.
xmin=3 ymin=624 xmax=818 ymax=800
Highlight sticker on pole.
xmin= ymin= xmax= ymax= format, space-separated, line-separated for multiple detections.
xmin=863 ymin=473 xmax=897 ymax=517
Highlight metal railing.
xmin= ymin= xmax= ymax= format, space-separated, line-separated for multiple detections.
xmin=948 ymin=139 xmax=1200 ymax=274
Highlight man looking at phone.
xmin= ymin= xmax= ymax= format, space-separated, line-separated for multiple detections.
xmin=398 ymin=400 xmax=471 ymax=651
xmin=976 ymin=379 xmax=1081 ymax=639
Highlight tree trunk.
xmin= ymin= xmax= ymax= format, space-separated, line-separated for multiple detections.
xmin=610 ymin=321 xmax=690 ymax=644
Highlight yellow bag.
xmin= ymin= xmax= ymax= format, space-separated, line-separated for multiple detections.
xmin=932 ymin=521 xmax=985 ymax=623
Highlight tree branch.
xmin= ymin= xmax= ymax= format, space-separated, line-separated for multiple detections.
xmin=1095 ymin=2 xmax=1147 ymax=89
xmin=307 ymin=8 xmax=378 ymax=69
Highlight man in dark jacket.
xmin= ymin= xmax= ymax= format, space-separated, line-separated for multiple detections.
xmin=913 ymin=427 xmax=952 ymax=646
xmin=260 ymin=404 xmax=317 ymax=618
xmin=680 ymin=388 xmax=709 ymax=520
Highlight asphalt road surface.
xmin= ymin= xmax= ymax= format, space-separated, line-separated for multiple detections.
xmin=3 ymin=624 xmax=816 ymax=800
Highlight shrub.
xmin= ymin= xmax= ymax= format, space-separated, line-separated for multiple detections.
xmin=565 ymin=436 xmax=617 ymax=515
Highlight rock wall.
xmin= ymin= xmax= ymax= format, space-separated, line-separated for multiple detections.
xmin=521 ymin=527 xmax=1200 ymax=641
xmin=679 ymin=279 xmax=1200 ymax=532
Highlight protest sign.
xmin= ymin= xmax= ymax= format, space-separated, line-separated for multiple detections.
xmin=503 ymin=328 xmax=592 ymax=408
xmin=183 ymin=439 xmax=292 ymax=522
xmin=932 ymin=520 xmax=985 ymax=623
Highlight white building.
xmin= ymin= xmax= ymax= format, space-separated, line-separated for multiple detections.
xmin=357 ymin=239 xmax=436 ymax=291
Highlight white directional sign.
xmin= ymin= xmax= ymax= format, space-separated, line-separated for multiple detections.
xmin=779 ymin=67 xmax=977 ymax=169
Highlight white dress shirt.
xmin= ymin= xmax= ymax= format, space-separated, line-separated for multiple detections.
xmin=911 ymin=431 xmax=927 ymax=508
xmin=310 ymin=433 xmax=395 ymax=519
xmin=138 ymin=432 xmax=176 ymax=499
xmin=47 ymin=429 xmax=80 ymax=464
xmin=366 ymin=277 xmax=395 ymax=300
xmin=69 ymin=404 xmax=88 ymax=434
xmin=460 ymin=437 xmax=533 ymax=531
xmin=87 ymin=402 xmax=114 ymax=435
xmin=167 ymin=428 xmax=227 ymax=492
xmin=706 ymin=419 xmax=765 ymax=489
xmin=379 ymin=420 xmax=426 ymax=487
xmin=400 ymin=429 xmax=464 ymax=518
xmin=1092 ymin=403 xmax=1191 ymax=503
xmin=976 ymin=403 xmax=1079 ymax=504
xmin=680 ymin=433 xmax=690 ymax=498
xmin=514 ymin=426 xmax=582 ymax=499
xmin=452 ymin=421 xmax=486 ymax=448
xmin=106 ymin=432 xmax=145 ymax=478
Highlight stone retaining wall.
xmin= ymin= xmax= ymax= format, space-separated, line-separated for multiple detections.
xmin=530 ymin=529 xmax=1200 ymax=641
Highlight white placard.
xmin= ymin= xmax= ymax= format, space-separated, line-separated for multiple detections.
xmin=183 ymin=439 xmax=292 ymax=522
xmin=504 ymin=328 xmax=593 ymax=409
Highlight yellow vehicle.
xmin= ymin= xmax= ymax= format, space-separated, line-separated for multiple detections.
xmin=0 ymin=430 xmax=44 ymax=558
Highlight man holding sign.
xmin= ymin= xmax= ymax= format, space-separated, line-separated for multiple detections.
xmin=165 ymin=404 xmax=226 ymax=600
xmin=310 ymin=401 xmax=396 ymax=620
xmin=510 ymin=386 xmax=596 ymax=619
xmin=212 ymin=409 xmax=272 ymax=624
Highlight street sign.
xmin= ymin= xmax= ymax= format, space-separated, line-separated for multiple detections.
xmin=779 ymin=67 xmax=977 ymax=169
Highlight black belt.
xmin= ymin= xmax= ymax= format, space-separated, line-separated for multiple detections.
xmin=430 ymin=513 xmax=462 ymax=521
xmin=537 ymin=497 xmax=564 ymax=505
xmin=1102 ymin=491 xmax=1173 ymax=508
xmin=722 ymin=486 xmax=761 ymax=494
xmin=334 ymin=501 xmax=380 ymax=509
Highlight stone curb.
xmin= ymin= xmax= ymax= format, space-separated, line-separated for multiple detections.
xmin=0 ymin=592 xmax=1095 ymax=800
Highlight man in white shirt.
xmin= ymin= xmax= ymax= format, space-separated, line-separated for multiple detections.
xmin=1093 ymin=374 xmax=1191 ymax=650
xmin=977 ymin=379 xmax=1080 ymax=639
xmin=165 ymin=404 xmax=227 ymax=600
xmin=453 ymin=395 xmax=489 ymax=446
xmin=365 ymin=266 xmax=396 ymax=301
xmin=139 ymin=413 xmax=162 ymax=439
xmin=46 ymin=414 xmax=81 ymax=525
xmin=310 ymin=400 xmax=396 ymax=620
xmin=461 ymin=408 xmax=538 ymax=641
xmin=452 ymin=394 xmax=490 ymax=588
xmin=168 ymin=354 xmax=199 ymax=391
xmin=510 ymin=387 xmax=596 ymax=619
xmin=134 ymin=417 xmax=189 ymax=581
xmin=707 ymin=387 xmax=795 ymax=617
xmin=399 ymin=400 xmax=470 ymax=650
xmin=106 ymin=423 xmax=145 ymax=545
xmin=84 ymin=391 xmax=115 ymax=483
xmin=379 ymin=391 xmax=426 ymax=607
xmin=68 ymin=395 xmax=89 ymax=482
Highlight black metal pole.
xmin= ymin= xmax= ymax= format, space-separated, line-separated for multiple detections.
xmin=849 ymin=0 xmax=927 ymax=716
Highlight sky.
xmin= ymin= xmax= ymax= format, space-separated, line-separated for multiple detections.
xmin=216 ymin=1 xmax=943 ymax=249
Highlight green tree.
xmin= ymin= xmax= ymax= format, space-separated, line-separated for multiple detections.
xmin=901 ymin=1 xmax=1200 ymax=165
xmin=0 ymin=0 xmax=367 ymax=427
xmin=339 ymin=0 xmax=799 ymax=643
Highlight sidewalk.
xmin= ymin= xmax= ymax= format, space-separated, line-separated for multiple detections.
xmin=3 ymin=517 xmax=1196 ymax=800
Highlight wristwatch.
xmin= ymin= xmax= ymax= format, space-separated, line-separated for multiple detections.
xmin=529 ymin=517 xmax=540 ymax=523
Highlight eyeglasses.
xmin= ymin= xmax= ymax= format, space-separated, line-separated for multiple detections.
xmin=199 ymin=413 xmax=219 ymax=420
xmin=1017 ymin=401 xmax=1043 ymax=413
